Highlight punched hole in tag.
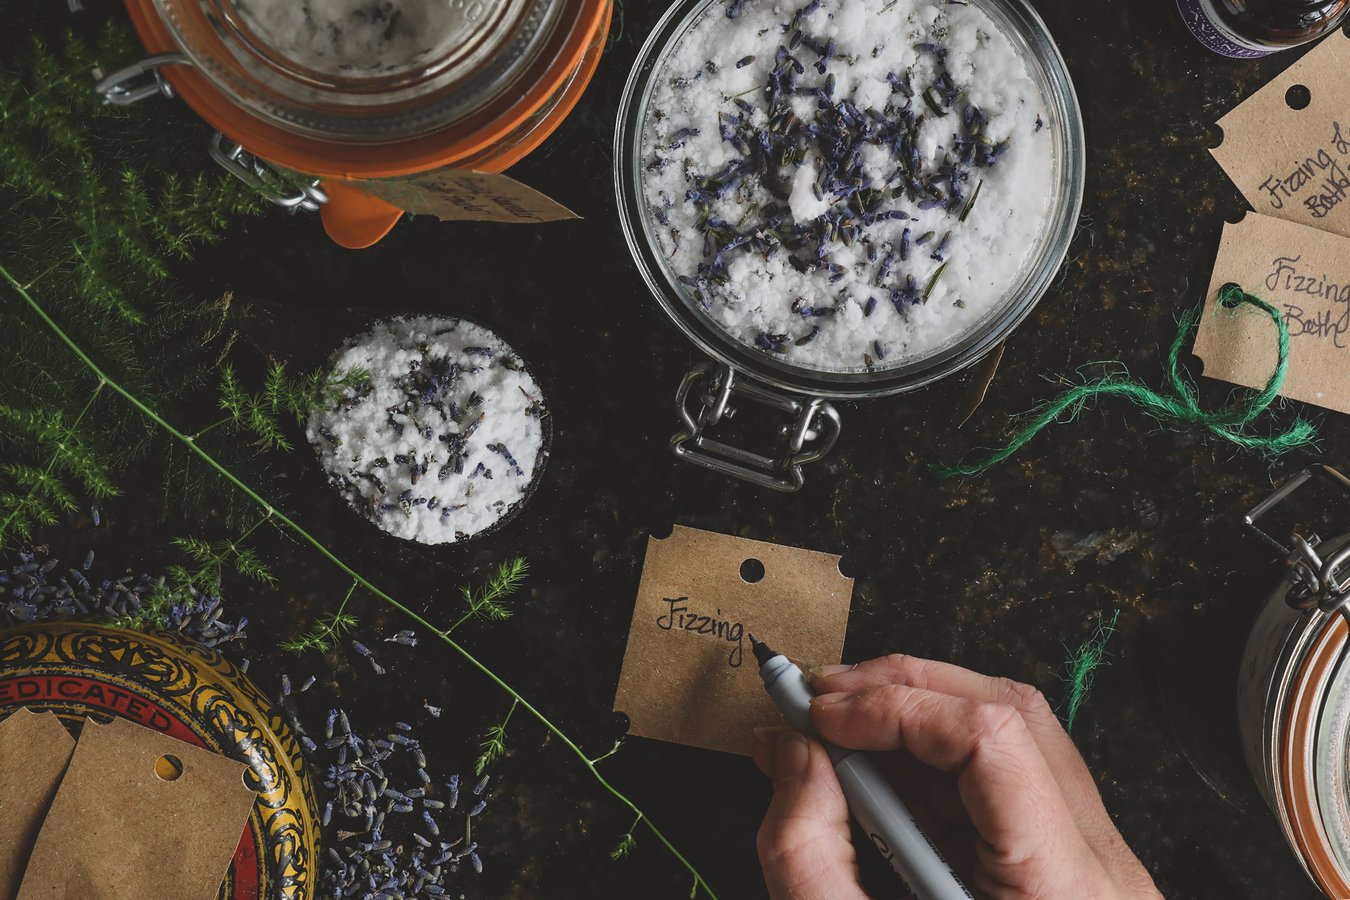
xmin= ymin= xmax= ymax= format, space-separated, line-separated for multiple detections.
xmin=740 ymin=558 xmax=766 ymax=584
xmin=1286 ymin=84 xmax=1312 ymax=110
xmin=154 ymin=753 xmax=184 ymax=782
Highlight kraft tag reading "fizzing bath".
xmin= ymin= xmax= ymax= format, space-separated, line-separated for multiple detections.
xmin=613 ymin=526 xmax=853 ymax=756
xmin=1211 ymin=31 xmax=1350 ymax=238
xmin=1194 ymin=212 xmax=1350 ymax=416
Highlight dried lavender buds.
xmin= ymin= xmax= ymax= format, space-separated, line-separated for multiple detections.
xmin=642 ymin=0 xmax=1054 ymax=373
xmin=307 ymin=317 xmax=548 ymax=545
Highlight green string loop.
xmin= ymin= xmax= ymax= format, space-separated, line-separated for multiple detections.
xmin=935 ymin=284 xmax=1317 ymax=478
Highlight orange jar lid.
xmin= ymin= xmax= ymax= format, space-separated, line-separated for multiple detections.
xmin=122 ymin=0 xmax=611 ymax=179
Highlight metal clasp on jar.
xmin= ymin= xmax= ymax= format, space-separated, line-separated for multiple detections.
xmin=1245 ymin=466 xmax=1350 ymax=616
xmin=672 ymin=363 xmax=840 ymax=493
xmin=93 ymin=55 xmax=326 ymax=214
xmin=206 ymin=135 xmax=328 ymax=213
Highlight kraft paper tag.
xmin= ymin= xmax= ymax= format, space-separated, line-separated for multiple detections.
xmin=1193 ymin=212 xmax=1350 ymax=415
xmin=354 ymin=170 xmax=580 ymax=223
xmin=613 ymin=526 xmax=853 ymax=756
xmin=17 ymin=717 xmax=256 ymax=900
xmin=0 ymin=710 xmax=76 ymax=900
xmin=1212 ymin=31 xmax=1350 ymax=237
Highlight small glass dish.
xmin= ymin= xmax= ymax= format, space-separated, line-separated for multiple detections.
xmin=614 ymin=0 xmax=1085 ymax=490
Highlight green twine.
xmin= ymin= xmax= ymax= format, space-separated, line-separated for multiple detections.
xmin=1062 ymin=610 xmax=1120 ymax=735
xmin=935 ymin=283 xmax=1317 ymax=478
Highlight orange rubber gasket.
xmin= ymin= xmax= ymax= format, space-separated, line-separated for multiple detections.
xmin=123 ymin=0 xmax=611 ymax=178
xmin=1280 ymin=613 xmax=1350 ymax=897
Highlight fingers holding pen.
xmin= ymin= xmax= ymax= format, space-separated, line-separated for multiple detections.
xmin=809 ymin=683 xmax=1107 ymax=897
xmin=809 ymin=655 xmax=1156 ymax=891
xmin=752 ymin=728 xmax=869 ymax=900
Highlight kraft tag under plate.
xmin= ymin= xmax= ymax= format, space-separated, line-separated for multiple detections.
xmin=16 ymin=717 xmax=257 ymax=900
xmin=613 ymin=526 xmax=853 ymax=756
xmin=0 ymin=709 xmax=76 ymax=900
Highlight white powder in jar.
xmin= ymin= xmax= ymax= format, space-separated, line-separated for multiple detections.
xmin=306 ymin=317 xmax=548 ymax=545
xmin=232 ymin=0 xmax=463 ymax=76
xmin=641 ymin=0 xmax=1056 ymax=373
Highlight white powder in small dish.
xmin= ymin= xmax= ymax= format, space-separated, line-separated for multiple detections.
xmin=641 ymin=0 xmax=1055 ymax=373
xmin=307 ymin=317 xmax=548 ymax=545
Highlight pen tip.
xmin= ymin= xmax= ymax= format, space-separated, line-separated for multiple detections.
xmin=750 ymin=634 xmax=776 ymax=666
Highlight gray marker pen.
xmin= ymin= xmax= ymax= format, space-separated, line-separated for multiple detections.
xmin=752 ymin=636 xmax=973 ymax=900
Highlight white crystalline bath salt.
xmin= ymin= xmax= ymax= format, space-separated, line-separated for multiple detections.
xmin=642 ymin=0 xmax=1056 ymax=373
xmin=307 ymin=317 xmax=548 ymax=545
xmin=233 ymin=0 xmax=459 ymax=76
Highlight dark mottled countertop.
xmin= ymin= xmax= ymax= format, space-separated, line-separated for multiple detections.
xmin=46 ymin=1 xmax=1350 ymax=898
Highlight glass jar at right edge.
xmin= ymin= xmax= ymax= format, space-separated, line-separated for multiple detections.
xmin=1175 ymin=0 xmax=1350 ymax=57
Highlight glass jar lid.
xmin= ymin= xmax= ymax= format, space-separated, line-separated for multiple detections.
xmin=151 ymin=0 xmax=567 ymax=142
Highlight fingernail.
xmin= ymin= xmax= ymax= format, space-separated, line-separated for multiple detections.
xmin=751 ymin=726 xmax=776 ymax=747
xmin=810 ymin=692 xmax=849 ymax=707
xmin=809 ymin=664 xmax=853 ymax=679
xmin=775 ymin=732 xmax=809 ymax=776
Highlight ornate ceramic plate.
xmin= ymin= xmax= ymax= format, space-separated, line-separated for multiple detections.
xmin=0 ymin=622 xmax=319 ymax=899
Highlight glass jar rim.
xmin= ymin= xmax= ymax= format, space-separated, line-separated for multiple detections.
xmin=612 ymin=0 xmax=1087 ymax=399
xmin=150 ymin=0 xmax=568 ymax=144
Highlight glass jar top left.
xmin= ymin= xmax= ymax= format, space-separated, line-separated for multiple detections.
xmin=150 ymin=0 xmax=566 ymax=142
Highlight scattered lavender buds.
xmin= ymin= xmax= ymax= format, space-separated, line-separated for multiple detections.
xmin=1 ymin=547 xmax=247 ymax=647
xmin=306 ymin=317 xmax=548 ymax=546
xmin=641 ymin=0 xmax=1054 ymax=373
xmin=307 ymin=705 xmax=493 ymax=898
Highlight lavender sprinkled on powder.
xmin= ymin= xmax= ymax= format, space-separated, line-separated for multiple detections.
xmin=641 ymin=0 xmax=1053 ymax=373
xmin=307 ymin=317 xmax=547 ymax=546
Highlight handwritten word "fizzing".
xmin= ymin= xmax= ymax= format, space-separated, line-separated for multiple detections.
xmin=1267 ymin=254 xmax=1350 ymax=348
xmin=656 ymin=597 xmax=746 ymax=667
xmin=1260 ymin=123 xmax=1350 ymax=220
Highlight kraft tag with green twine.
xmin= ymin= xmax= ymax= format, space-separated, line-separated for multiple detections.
xmin=936 ymin=284 xmax=1317 ymax=478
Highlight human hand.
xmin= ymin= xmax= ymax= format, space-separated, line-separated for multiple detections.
xmin=751 ymin=654 xmax=1160 ymax=900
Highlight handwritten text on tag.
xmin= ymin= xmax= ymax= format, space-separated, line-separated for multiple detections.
xmin=1194 ymin=212 xmax=1350 ymax=415
xmin=613 ymin=526 xmax=853 ymax=756
xmin=1212 ymin=32 xmax=1350 ymax=237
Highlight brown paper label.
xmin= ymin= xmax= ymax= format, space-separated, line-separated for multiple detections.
xmin=0 ymin=710 xmax=75 ymax=900
xmin=1212 ymin=31 xmax=1350 ymax=237
xmin=354 ymin=170 xmax=580 ymax=223
xmin=1193 ymin=212 xmax=1350 ymax=414
xmin=17 ymin=717 xmax=256 ymax=900
xmin=613 ymin=526 xmax=853 ymax=756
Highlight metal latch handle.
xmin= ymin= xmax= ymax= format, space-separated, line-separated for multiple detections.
xmin=94 ymin=52 xmax=188 ymax=106
xmin=206 ymin=134 xmax=328 ymax=213
xmin=1245 ymin=465 xmax=1350 ymax=616
xmin=671 ymin=363 xmax=841 ymax=493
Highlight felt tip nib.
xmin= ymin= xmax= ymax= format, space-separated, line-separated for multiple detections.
xmin=750 ymin=635 xmax=776 ymax=666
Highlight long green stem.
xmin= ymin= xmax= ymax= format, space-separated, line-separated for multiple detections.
xmin=2 ymin=266 xmax=718 ymax=899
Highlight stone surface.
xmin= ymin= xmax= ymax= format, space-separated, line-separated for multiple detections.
xmin=117 ymin=2 xmax=1350 ymax=898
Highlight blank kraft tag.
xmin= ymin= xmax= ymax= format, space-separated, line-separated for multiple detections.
xmin=1193 ymin=212 xmax=1350 ymax=415
xmin=1211 ymin=31 xmax=1350 ymax=237
xmin=0 ymin=710 xmax=76 ymax=900
xmin=613 ymin=526 xmax=853 ymax=756
xmin=17 ymin=717 xmax=256 ymax=900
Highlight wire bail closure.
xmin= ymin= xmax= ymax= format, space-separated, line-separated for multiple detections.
xmin=206 ymin=134 xmax=328 ymax=213
xmin=672 ymin=363 xmax=841 ymax=493
xmin=1245 ymin=466 xmax=1350 ymax=619
xmin=93 ymin=52 xmax=187 ymax=105
xmin=93 ymin=55 xmax=326 ymax=214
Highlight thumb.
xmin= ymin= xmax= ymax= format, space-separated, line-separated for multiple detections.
xmin=757 ymin=731 xmax=871 ymax=900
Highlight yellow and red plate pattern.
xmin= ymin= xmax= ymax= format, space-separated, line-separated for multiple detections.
xmin=0 ymin=622 xmax=319 ymax=899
